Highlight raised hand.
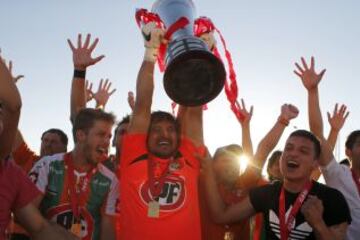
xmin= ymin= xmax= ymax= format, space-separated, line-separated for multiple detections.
xmin=199 ymin=31 xmax=216 ymax=51
xmin=127 ymin=91 xmax=135 ymax=111
xmin=142 ymin=22 xmax=166 ymax=62
xmin=67 ymin=34 xmax=105 ymax=70
xmin=294 ymin=57 xmax=326 ymax=90
xmin=327 ymin=103 xmax=349 ymax=132
xmin=93 ymin=79 xmax=116 ymax=108
xmin=0 ymin=49 xmax=24 ymax=83
xmin=85 ymin=80 xmax=94 ymax=102
xmin=235 ymin=98 xmax=253 ymax=126
xmin=280 ymin=104 xmax=299 ymax=122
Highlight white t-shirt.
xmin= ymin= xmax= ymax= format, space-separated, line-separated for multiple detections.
xmin=320 ymin=158 xmax=360 ymax=240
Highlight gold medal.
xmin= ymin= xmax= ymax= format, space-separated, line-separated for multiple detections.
xmin=70 ymin=223 xmax=82 ymax=237
xmin=224 ymin=231 xmax=234 ymax=240
xmin=147 ymin=200 xmax=160 ymax=218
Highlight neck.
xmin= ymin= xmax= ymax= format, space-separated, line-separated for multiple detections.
xmin=72 ymin=146 xmax=93 ymax=172
xmin=283 ymin=177 xmax=311 ymax=193
xmin=352 ymin=160 xmax=360 ymax=175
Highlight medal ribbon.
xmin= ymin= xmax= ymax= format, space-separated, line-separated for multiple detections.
xmin=194 ymin=16 xmax=244 ymax=122
xmin=279 ymin=181 xmax=313 ymax=240
xmin=64 ymin=153 xmax=97 ymax=220
xmin=351 ymin=169 xmax=360 ymax=197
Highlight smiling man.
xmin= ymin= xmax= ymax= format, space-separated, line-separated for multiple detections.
xmin=117 ymin=22 xmax=205 ymax=240
xmin=29 ymin=108 xmax=119 ymax=240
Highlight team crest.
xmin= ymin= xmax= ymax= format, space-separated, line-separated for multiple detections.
xmin=139 ymin=175 xmax=186 ymax=211
xmin=46 ymin=204 xmax=94 ymax=240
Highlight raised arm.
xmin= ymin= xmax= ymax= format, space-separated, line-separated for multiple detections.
xmin=326 ymin=104 xmax=349 ymax=151
xmin=236 ymin=99 xmax=254 ymax=157
xmin=199 ymin=150 xmax=256 ymax=224
xmin=253 ymin=104 xmax=299 ymax=171
xmin=68 ymin=34 xmax=105 ymax=122
xmin=294 ymin=57 xmax=333 ymax=166
xmin=92 ymin=78 xmax=116 ymax=109
xmin=128 ymin=22 xmax=165 ymax=134
xmin=0 ymin=53 xmax=22 ymax=160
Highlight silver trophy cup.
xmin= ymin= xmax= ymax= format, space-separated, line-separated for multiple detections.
xmin=152 ymin=0 xmax=225 ymax=106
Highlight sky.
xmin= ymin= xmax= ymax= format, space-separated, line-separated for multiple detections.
xmin=1 ymin=0 xmax=359 ymax=163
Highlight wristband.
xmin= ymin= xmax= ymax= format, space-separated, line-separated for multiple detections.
xmin=278 ymin=116 xmax=289 ymax=126
xmin=74 ymin=69 xmax=86 ymax=79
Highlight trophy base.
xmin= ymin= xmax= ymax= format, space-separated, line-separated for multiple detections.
xmin=164 ymin=40 xmax=225 ymax=106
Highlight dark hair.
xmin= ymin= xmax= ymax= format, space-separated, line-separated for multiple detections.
xmin=267 ymin=150 xmax=282 ymax=171
xmin=345 ymin=130 xmax=360 ymax=150
xmin=213 ymin=144 xmax=243 ymax=160
xmin=149 ymin=111 xmax=180 ymax=135
xmin=339 ymin=158 xmax=351 ymax=167
xmin=41 ymin=128 xmax=68 ymax=147
xmin=72 ymin=108 xmax=115 ymax=142
xmin=288 ymin=130 xmax=321 ymax=159
xmin=113 ymin=114 xmax=131 ymax=147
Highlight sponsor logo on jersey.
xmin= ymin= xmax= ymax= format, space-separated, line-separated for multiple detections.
xmin=139 ymin=175 xmax=186 ymax=211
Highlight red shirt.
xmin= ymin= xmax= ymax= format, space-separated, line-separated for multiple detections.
xmin=12 ymin=143 xmax=40 ymax=173
xmin=199 ymin=168 xmax=268 ymax=240
xmin=118 ymin=134 xmax=204 ymax=240
xmin=0 ymin=158 xmax=40 ymax=238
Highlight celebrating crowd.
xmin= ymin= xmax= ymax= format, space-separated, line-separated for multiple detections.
xmin=0 ymin=17 xmax=359 ymax=240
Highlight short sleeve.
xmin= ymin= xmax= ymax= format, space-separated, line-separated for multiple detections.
xmin=28 ymin=156 xmax=51 ymax=193
xmin=104 ymin=175 xmax=120 ymax=216
xmin=323 ymin=188 xmax=352 ymax=226
xmin=249 ymin=184 xmax=274 ymax=213
xmin=179 ymin=137 xmax=206 ymax=170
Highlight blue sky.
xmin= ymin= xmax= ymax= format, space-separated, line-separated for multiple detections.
xmin=1 ymin=0 xmax=359 ymax=160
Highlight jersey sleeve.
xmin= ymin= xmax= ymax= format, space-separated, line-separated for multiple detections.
xmin=179 ymin=137 xmax=206 ymax=170
xmin=12 ymin=142 xmax=39 ymax=173
xmin=249 ymin=184 xmax=274 ymax=213
xmin=322 ymin=187 xmax=352 ymax=226
xmin=120 ymin=134 xmax=147 ymax=168
xmin=104 ymin=175 xmax=120 ymax=216
xmin=28 ymin=156 xmax=51 ymax=193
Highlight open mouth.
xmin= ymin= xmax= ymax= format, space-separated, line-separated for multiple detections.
xmin=287 ymin=160 xmax=300 ymax=169
xmin=96 ymin=147 xmax=108 ymax=156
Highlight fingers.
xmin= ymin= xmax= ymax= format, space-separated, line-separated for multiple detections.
xmin=67 ymin=39 xmax=75 ymax=51
xmin=319 ymin=69 xmax=326 ymax=79
xmin=301 ymin=57 xmax=309 ymax=70
xmin=310 ymin=56 xmax=315 ymax=70
xmin=333 ymin=103 xmax=339 ymax=116
xmin=77 ymin=33 xmax=82 ymax=49
xmin=88 ymin=38 xmax=99 ymax=52
xmin=92 ymin=55 xmax=105 ymax=65
xmin=294 ymin=63 xmax=304 ymax=74
xmin=83 ymin=33 xmax=91 ymax=49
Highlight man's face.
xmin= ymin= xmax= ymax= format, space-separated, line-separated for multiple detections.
xmin=346 ymin=137 xmax=360 ymax=166
xmin=81 ymin=120 xmax=113 ymax=165
xmin=147 ymin=120 xmax=178 ymax=159
xmin=40 ymin=132 xmax=66 ymax=157
xmin=268 ymin=157 xmax=283 ymax=181
xmin=213 ymin=154 xmax=240 ymax=185
xmin=280 ymin=136 xmax=317 ymax=182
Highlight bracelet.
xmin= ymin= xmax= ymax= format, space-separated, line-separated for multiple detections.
xmin=73 ymin=69 xmax=86 ymax=79
xmin=278 ymin=116 xmax=289 ymax=126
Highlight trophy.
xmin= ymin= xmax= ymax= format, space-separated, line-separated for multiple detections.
xmin=137 ymin=0 xmax=226 ymax=106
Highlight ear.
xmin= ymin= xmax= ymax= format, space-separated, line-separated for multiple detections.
xmin=345 ymin=148 xmax=352 ymax=158
xmin=76 ymin=130 xmax=87 ymax=143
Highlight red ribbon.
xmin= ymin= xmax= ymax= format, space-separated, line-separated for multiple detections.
xmin=194 ymin=17 xmax=244 ymax=122
xmin=279 ymin=181 xmax=313 ymax=240
xmin=135 ymin=8 xmax=189 ymax=72
xmin=64 ymin=153 xmax=97 ymax=220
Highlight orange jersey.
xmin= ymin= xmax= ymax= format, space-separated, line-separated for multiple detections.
xmin=118 ymin=134 xmax=204 ymax=240
xmin=12 ymin=142 xmax=39 ymax=173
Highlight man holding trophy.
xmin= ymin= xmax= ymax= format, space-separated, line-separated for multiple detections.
xmin=118 ymin=0 xmax=225 ymax=239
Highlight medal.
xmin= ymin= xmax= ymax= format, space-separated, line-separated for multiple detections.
xmin=224 ymin=231 xmax=234 ymax=240
xmin=70 ymin=222 xmax=82 ymax=237
xmin=147 ymin=200 xmax=160 ymax=218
